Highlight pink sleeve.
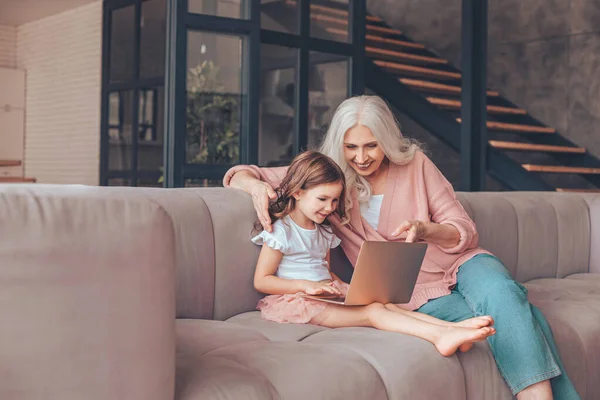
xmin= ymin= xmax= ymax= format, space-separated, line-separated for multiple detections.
xmin=421 ymin=155 xmax=478 ymax=254
xmin=223 ymin=164 xmax=289 ymax=189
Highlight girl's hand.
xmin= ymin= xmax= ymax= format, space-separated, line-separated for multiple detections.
xmin=303 ymin=281 xmax=342 ymax=296
xmin=250 ymin=181 xmax=277 ymax=232
xmin=391 ymin=220 xmax=429 ymax=242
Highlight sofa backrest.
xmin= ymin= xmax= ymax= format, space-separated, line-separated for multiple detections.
xmin=7 ymin=186 xmax=596 ymax=325
xmin=457 ymin=192 xmax=595 ymax=282
xmin=186 ymin=189 xmax=600 ymax=321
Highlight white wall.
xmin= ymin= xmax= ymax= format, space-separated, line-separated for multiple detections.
xmin=16 ymin=1 xmax=102 ymax=185
xmin=0 ymin=25 xmax=17 ymax=68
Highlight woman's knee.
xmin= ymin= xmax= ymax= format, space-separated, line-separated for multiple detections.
xmin=460 ymin=257 xmax=525 ymax=293
xmin=459 ymin=255 xmax=511 ymax=281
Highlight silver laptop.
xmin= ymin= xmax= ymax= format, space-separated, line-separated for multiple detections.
xmin=303 ymin=241 xmax=428 ymax=306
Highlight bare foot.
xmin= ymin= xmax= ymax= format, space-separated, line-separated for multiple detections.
xmin=435 ymin=327 xmax=496 ymax=357
xmin=455 ymin=316 xmax=494 ymax=329
xmin=458 ymin=343 xmax=473 ymax=353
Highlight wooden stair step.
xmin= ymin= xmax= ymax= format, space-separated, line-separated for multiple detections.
xmin=556 ymin=188 xmax=600 ymax=193
xmin=399 ymin=78 xmax=499 ymax=96
xmin=0 ymin=160 xmax=22 ymax=167
xmin=522 ymin=165 xmax=600 ymax=174
xmin=326 ymin=28 xmax=424 ymax=49
xmin=366 ymin=33 xmax=424 ymax=49
xmin=489 ymin=140 xmax=586 ymax=154
xmin=367 ymin=47 xmax=447 ymax=64
xmin=0 ymin=176 xmax=36 ymax=183
xmin=428 ymin=98 xmax=526 ymax=114
xmin=311 ymin=13 xmax=402 ymax=35
xmin=366 ymin=24 xmax=403 ymax=36
xmin=374 ymin=60 xmax=461 ymax=80
xmin=286 ymin=1 xmax=381 ymax=22
xmin=456 ymin=118 xmax=556 ymax=134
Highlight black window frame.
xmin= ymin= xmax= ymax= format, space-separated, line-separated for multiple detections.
xmin=101 ymin=0 xmax=367 ymax=187
xmin=101 ymin=0 xmax=166 ymax=186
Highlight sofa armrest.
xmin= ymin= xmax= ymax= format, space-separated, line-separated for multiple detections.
xmin=0 ymin=186 xmax=176 ymax=400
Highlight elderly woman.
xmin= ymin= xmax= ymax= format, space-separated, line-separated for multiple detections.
xmin=224 ymin=95 xmax=579 ymax=400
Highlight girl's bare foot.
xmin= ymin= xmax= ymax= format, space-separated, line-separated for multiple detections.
xmin=454 ymin=316 xmax=494 ymax=329
xmin=458 ymin=343 xmax=473 ymax=353
xmin=435 ymin=326 xmax=496 ymax=357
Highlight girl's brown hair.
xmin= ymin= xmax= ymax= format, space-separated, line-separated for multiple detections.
xmin=259 ymin=151 xmax=348 ymax=230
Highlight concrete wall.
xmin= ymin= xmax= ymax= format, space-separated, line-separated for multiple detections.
xmin=367 ymin=0 xmax=600 ymax=160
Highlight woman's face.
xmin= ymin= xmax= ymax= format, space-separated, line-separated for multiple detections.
xmin=343 ymin=124 xmax=386 ymax=177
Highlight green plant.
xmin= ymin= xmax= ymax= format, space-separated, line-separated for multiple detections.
xmin=186 ymin=60 xmax=240 ymax=165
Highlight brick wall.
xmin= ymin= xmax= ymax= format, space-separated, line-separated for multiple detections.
xmin=16 ymin=1 xmax=102 ymax=185
xmin=0 ymin=25 xmax=17 ymax=68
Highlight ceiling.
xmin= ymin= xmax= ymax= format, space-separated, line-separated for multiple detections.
xmin=0 ymin=0 xmax=99 ymax=26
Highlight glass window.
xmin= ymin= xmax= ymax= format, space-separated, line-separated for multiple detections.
xmin=310 ymin=0 xmax=349 ymax=43
xmin=307 ymin=51 xmax=349 ymax=150
xmin=185 ymin=31 xmax=244 ymax=165
xmin=138 ymin=89 xmax=157 ymax=142
xmin=140 ymin=0 xmax=166 ymax=79
xmin=261 ymin=0 xmax=297 ymax=34
xmin=259 ymin=44 xmax=297 ymax=167
xmin=108 ymin=178 xmax=131 ymax=186
xmin=138 ymin=87 xmax=164 ymax=171
xmin=109 ymin=5 xmax=135 ymax=83
xmin=189 ymin=0 xmax=247 ymax=19
xmin=138 ymin=177 xmax=163 ymax=188
xmin=108 ymin=91 xmax=134 ymax=170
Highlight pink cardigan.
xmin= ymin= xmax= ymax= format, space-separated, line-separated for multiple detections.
xmin=224 ymin=151 xmax=490 ymax=310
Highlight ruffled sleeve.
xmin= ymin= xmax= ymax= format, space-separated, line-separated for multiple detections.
xmin=251 ymin=223 xmax=290 ymax=254
xmin=330 ymin=234 xmax=341 ymax=249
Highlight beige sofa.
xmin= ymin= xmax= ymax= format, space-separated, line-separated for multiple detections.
xmin=1 ymin=185 xmax=599 ymax=400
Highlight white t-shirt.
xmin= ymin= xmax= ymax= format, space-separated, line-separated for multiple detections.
xmin=360 ymin=194 xmax=384 ymax=230
xmin=252 ymin=215 xmax=341 ymax=282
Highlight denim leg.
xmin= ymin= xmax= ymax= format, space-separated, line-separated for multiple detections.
xmin=417 ymin=290 xmax=475 ymax=322
xmin=456 ymin=254 xmax=579 ymax=398
xmin=530 ymin=304 xmax=581 ymax=399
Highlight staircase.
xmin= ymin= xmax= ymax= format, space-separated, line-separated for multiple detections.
xmin=271 ymin=1 xmax=600 ymax=192
xmin=0 ymin=160 xmax=36 ymax=183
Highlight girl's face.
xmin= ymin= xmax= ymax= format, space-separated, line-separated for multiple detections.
xmin=293 ymin=181 xmax=343 ymax=226
xmin=343 ymin=124 xmax=386 ymax=178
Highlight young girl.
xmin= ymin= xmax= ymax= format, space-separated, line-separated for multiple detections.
xmin=252 ymin=151 xmax=496 ymax=357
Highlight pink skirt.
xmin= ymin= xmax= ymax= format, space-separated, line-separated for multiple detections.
xmin=257 ymin=281 xmax=350 ymax=325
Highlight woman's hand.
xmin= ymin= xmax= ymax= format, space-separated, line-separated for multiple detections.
xmin=250 ymin=181 xmax=277 ymax=232
xmin=303 ymin=281 xmax=342 ymax=296
xmin=391 ymin=220 xmax=461 ymax=249
xmin=391 ymin=220 xmax=429 ymax=242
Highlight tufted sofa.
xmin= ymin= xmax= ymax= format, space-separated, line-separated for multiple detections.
xmin=1 ymin=185 xmax=598 ymax=399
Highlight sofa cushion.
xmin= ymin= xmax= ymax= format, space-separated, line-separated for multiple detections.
xmin=524 ymin=275 xmax=600 ymax=399
xmin=227 ymin=311 xmax=329 ymax=341
xmin=176 ymin=318 xmax=386 ymax=400
xmin=177 ymin=315 xmax=514 ymax=400
xmin=304 ymin=327 xmax=468 ymax=399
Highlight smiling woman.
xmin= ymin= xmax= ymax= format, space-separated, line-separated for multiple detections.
xmin=319 ymin=96 xmax=420 ymax=202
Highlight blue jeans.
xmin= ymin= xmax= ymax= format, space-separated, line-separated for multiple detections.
xmin=417 ymin=254 xmax=580 ymax=399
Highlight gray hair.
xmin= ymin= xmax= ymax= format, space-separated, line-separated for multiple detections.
xmin=319 ymin=95 xmax=421 ymax=203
